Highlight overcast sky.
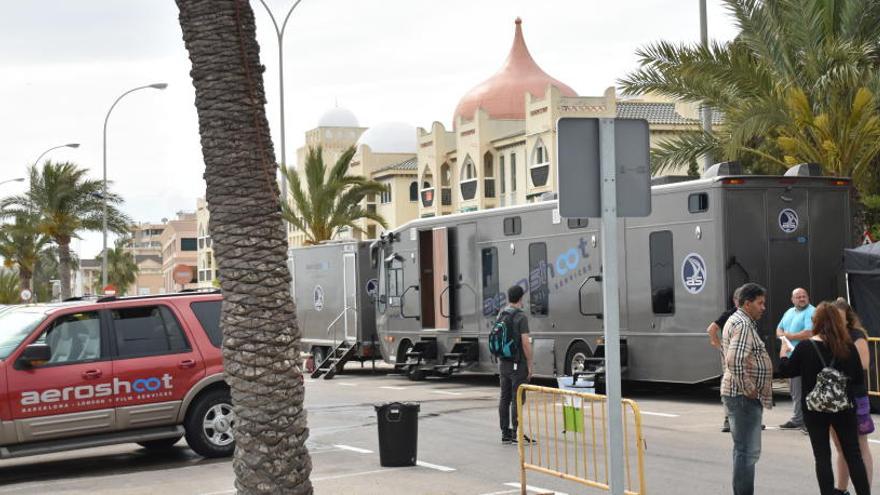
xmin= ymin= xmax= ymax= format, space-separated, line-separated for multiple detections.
xmin=0 ymin=1 xmax=738 ymax=260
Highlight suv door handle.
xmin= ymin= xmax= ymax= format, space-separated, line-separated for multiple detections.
xmin=81 ymin=369 xmax=103 ymax=379
xmin=178 ymin=359 xmax=196 ymax=369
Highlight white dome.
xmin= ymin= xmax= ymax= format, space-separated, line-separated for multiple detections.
xmin=356 ymin=122 xmax=417 ymax=153
xmin=317 ymin=107 xmax=359 ymax=128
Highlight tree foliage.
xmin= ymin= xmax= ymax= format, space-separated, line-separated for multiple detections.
xmin=619 ymin=0 xmax=880 ymax=188
xmin=94 ymin=238 xmax=138 ymax=295
xmin=281 ymin=146 xmax=388 ymax=245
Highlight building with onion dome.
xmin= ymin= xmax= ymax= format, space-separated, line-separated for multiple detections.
xmin=284 ymin=17 xmax=715 ymax=246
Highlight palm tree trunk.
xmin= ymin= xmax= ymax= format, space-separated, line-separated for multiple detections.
xmin=57 ymin=241 xmax=72 ymax=300
xmin=175 ymin=1 xmax=311 ymax=493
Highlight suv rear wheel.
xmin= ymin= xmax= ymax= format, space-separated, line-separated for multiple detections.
xmin=137 ymin=436 xmax=183 ymax=451
xmin=185 ymin=389 xmax=235 ymax=458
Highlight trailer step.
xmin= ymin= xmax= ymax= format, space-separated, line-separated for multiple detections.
xmin=311 ymin=341 xmax=358 ymax=379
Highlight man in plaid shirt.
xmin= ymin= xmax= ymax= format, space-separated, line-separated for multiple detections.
xmin=721 ymin=283 xmax=772 ymax=495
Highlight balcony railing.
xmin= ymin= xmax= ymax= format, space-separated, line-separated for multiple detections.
xmin=460 ymin=179 xmax=477 ymax=201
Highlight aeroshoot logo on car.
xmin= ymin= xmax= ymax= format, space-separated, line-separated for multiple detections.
xmin=20 ymin=374 xmax=174 ymax=411
xmin=681 ymin=253 xmax=708 ymax=294
xmin=778 ymin=208 xmax=799 ymax=233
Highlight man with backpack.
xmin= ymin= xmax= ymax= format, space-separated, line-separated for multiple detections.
xmin=494 ymin=285 xmax=533 ymax=444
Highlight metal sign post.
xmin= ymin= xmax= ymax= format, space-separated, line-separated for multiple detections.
xmin=599 ymin=118 xmax=625 ymax=495
xmin=556 ymin=116 xmax=650 ymax=495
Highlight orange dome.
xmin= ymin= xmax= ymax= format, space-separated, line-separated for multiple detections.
xmin=454 ymin=18 xmax=577 ymax=124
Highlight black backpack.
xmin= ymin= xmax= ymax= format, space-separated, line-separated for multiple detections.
xmin=805 ymin=340 xmax=852 ymax=413
xmin=489 ymin=308 xmax=520 ymax=360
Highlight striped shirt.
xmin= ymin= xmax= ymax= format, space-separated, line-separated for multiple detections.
xmin=721 ymin=309 xmax=774 ymax=409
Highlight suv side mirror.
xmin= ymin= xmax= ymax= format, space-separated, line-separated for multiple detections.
xmin=18 ymin=343 xmax=51 ymax=368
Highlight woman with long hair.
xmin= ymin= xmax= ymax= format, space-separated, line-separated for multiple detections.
xmin=779 ymin=302 xmax=870 ymax=495
xmin=830 ymin=298 xmax=874 ymax=495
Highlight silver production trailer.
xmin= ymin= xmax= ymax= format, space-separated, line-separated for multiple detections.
xmin=374 ymin=169 xmax=853 ymax=383
xmin=288 ymin=241 xmax=381 ymax=379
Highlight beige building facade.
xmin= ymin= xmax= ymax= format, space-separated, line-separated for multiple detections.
xmin=196 ymin=198 xmax=216 ymax=289
xmin=159 ymin=211 xmax=198 ymax=292
xmin=128 ymin=222 xmax=166 ymax=296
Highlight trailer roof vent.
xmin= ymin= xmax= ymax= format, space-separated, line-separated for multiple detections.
xmin=784 ymin=162 xmax=823 ymax=177
xmin=703 ymin=161 xmax=743 ymax=178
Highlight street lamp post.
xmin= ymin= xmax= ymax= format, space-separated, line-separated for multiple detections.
xmin=102 ymin=83 xmax=167 ymax=288
xmin=699 ymin=0 xmax=713 ymax=172
xmin=257 ymin=0 xmax=304 ymax=228
xmin=33 ymin=143 xmax=80 ymax=168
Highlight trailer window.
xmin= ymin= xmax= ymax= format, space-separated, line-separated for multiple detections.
xmin=649 ymin=231 xmax=675 ymax=314
xmin=386 ymin=257 xmax=404 ymax=307
xmin=481 ymin=247 xmax=499 ymax=300
xmin=688 ymin=193 xmax=709 ymax=213
xmin=503 ymin=216 xmax=522 ymax=236
xmin=528 ymin=243 xmax=549 ymax=316
xmin=567 ymin=218 xmax=588 ymax=229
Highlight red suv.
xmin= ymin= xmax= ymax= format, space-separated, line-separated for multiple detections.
xmin=0 ymin=291 xmax=233 ymax=459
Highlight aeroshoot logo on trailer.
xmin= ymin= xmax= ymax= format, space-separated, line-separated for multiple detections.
xmin=681 ymin=253 xmax=707 ymax=294
xmin=778 ymin=208 xmax=799 ymax=233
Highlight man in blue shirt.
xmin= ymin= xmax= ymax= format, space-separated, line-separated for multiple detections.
xmin=775 ymin=287 xmax=815 ymax=431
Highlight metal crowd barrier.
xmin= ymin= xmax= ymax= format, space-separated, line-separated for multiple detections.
xmin=868 ymin=337 xmax=880 ymax=398
xmin=516 ymin=384 xmax=646 ymax=495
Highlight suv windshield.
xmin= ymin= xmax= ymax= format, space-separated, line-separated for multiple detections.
xmin=0 ymin=308 xmax=46 ymax=359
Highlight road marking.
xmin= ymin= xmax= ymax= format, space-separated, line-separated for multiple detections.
xmin=380 ymin=386 xmax=407 ymax=390
xmin=478 ymin=490 xmax=520 ymax=495
xmin=431 ymin=390 xmax=463 ymax=396
xmin=312 ymin=468 xmax=388 ymax=482
xmin=504 ymin=482 xmax=569 ymax=495
xmin=334 ymin=444 xmax=373 ymax=454
xmin=640 ymin=411 xmax=679 ymax=418
xmin=336 ymin=382 xmax=356 ymax=387
xmin=869 ymin=439 xmax=880 ymax=445
xmin=416 ymin=460 xmax=456 ymax=472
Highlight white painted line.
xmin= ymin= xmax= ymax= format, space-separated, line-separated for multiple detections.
xmin=431 ymin=390 xmax=463 ymax=396
xmin=869 ymin=439 xmax=880 ymax=445
xmin=416 ymin=460 xmax=456 ymax=472
xmin=334 ymin=444 xmax=373 ymax=454
xmin=504 ymin=482 xmax=569 ymax=495
xmin=640 ymin=411 xmax=680 ymax=418
xmin=336 ymin=382 xmax=356 ymax=387
xmin=312 ymin=468 xmax=388 ymax=482
xmin=478 ymin=490 xmax=519 ymax=495
xmin=380 ymin=386 xmax=407 ymax=390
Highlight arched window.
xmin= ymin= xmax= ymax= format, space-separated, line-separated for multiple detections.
xmin=460 ymin=155 xmax=476 ymax=181
xmin=421 ymin=166 xmax=435 ymax=208
xmin=440 ymin=162 xmax=451 ymax=187
xmin=530 ymin=139 xmax=550 ymax=187
xmin=409 ymin=181 xmax=418 ymax=202
xmin=531 ymin=139 xmax=548 ymax=166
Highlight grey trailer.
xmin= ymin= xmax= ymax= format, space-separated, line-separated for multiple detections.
xmin=374 ymin=166 xmax=852 ymax=383
xmin=288 ymin=241 xmax=380 ymax=379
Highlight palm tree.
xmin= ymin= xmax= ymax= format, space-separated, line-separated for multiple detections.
xmin=281 ymin=146 xmax=389 ymax=245
xmin=1 ymin=161 xmax=131 ymax=299
xmin=95 ymin=238 xmax=138 ymax=296
xmin=32 ymin=246 xmax=79 ymax=302
xmin=0 ymin=269 xmax=18 ymax=304
xmin=618 ymin=0 xmax=880 ymax=185
xmin=0 ymin=212 xmax=48 ymax=296
xmin=175 ymin=1 xmax=312 ymax=492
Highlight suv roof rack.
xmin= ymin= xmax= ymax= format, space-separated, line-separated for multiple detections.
xmin=95 ymin=289 xmax=221 ymax=304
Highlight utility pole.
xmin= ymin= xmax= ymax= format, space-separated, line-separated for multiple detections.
xmin=700 ymin=0 xmax=713 ymax=172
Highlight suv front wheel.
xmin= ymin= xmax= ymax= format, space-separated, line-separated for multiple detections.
xmin=185 ymin=389 xmax=235 ymax=458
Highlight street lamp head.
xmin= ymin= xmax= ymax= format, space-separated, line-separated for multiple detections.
xmin=12 ymin=178 xmax=24 ymax=182
xmin=65 ymin=143 xmax=80 ymax=149
xmin=150 ymin=83 xmax=169 ymax=90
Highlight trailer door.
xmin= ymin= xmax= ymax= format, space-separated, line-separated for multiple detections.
xmin=433 ymin=227 xmax=451 ymax=330
xmin=451 ymin=222 xmax=478 ymax=331
xmin=724 ymin=190 xmax=771 ymax=337
xmin=765 ymin=188 xmax=811 ymax=334
xmin=343 ymin=252 xmax=358 ymax=341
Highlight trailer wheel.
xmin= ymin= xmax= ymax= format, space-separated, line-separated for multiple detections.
xmin=565 ymin=342 xmax=591 ymax=376
xmin=396 ymin=340 xmax=413 ymax=366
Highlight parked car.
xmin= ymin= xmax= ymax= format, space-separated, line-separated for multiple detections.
xmin=0 ymin=291 xmax=232 ymax=459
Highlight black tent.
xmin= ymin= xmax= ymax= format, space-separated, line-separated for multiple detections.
xmin=844 ymin=242 xmax=880 ymax=339
xmin=844 ymin=242 xmax=880 ymax=411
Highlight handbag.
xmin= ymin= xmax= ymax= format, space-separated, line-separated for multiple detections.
xmin=804 ymin=340 xmax=852 ymax=413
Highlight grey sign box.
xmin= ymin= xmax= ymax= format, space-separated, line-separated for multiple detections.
xmin=556 ymin=117 xmax=652 ymax=218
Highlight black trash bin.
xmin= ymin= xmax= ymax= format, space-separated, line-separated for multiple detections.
xmin=374 ymin=402 xmax=420 ymax=467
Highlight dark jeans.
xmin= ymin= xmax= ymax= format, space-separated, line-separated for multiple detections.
xmin=499 ymin=360 xmax=528 ymax=433
xmin=723 ymin=395 xmax=763 ymax=495
xmin=803 ymin=410 xmax=870 ymax=495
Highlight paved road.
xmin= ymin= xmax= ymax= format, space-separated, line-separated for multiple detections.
xmin=0 ymin=366 xmax=878 ymax=494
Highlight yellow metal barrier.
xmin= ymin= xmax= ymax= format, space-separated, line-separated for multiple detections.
xmin=868 ymin=337 xmax=880 ymax=398
xmin=516 ymin=384 xmax=646 ymax=495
